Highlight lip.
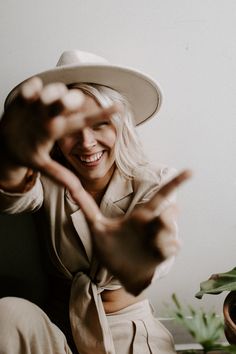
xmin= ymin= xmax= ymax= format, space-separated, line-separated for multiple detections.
xmin=75 ymin=151 xmax=104 ymax=167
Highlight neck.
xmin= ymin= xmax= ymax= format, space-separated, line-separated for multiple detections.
xmin=79 ymin=166 xmax=115 ymax=204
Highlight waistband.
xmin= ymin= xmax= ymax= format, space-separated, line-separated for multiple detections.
xmin=106 ymin=299 xmax=151 ymax=324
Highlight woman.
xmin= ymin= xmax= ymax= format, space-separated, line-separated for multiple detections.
xmin=0 ymin=50 xmax=190 ymax=354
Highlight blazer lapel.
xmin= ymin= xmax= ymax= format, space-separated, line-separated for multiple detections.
xmin=70 ymin=169 xmax=133 ymax=261
xmin=71 ymin=209 xmax=93 ymax=261
xmin=100 ymin=169 xmax=133 ymax=217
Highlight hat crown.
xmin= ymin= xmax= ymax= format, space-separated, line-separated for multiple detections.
xmin=56 ymin=50 xmax=109 ymax=67
xmin=5 ymin=49 xmax=161 ymax=125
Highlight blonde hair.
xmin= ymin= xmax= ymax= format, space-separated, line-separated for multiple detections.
xmin=68 ymin=83 xmax=149 ymax=178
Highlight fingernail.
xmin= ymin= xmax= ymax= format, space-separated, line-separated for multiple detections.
xmin=63 ymin=90 xmax=84 ymax=110
xmin=21 ymin=82 xmax=35 ymax=99
xmin=21 ymin=77 xmax=42 ymax=99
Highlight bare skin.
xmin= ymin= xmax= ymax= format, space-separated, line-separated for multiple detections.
xmin=0 ymin=77 xmax=192 ymax=299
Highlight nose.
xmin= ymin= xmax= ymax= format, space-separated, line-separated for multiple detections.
xmin=78 ymin=128 xmax=96 ymax=149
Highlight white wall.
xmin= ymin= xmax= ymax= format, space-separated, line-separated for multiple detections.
xmin=1 ymin=0 xmax=236 ymax=341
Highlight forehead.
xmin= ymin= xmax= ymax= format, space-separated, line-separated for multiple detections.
xmin=72 ymin=89 xmax=100 ymax=113
xmin=84 ymin=93 xmax=99 ymax=106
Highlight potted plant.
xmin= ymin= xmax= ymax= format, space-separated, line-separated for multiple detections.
xmin=196 ymin=267 xmax=236 ymax=346
xmin=169 ymin=294 xmax=236 ymax=353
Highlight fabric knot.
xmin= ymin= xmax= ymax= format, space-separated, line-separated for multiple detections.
xmin=69 ymin=272 xmax=115 ymax=354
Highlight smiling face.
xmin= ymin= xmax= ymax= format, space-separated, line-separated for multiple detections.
xmin=58 ymin=93 xmax=117 ymax=191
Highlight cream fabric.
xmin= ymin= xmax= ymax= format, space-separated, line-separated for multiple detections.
xmin=0 ymin=165 xmax=177 ymax=354
xmin=0 ymin=297 xmax=73 ymax=354
xmin=5 ymin=50 xmax=162 ymax=126
xmin=107 ymin=300 xmax=176 ymax=354
xmin=0 ymin=298 xmax=176 ymax=354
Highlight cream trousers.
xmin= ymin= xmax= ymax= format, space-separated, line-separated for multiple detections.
xmin=0 ymin=297 xmax=176 ymax=354
xmin=0 ymin=297 xmax=73 ymax=354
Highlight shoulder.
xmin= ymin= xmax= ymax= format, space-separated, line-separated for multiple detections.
xmin=40 ymin=174 xmax=64 ymax=199
xmin=132 ymin=163 xmax=177 ymax=190
xmin=130 ymin=164 xmax=177 ymax=205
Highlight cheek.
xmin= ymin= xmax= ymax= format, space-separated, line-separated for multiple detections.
xmin=58 ymin=137 xmax=74 ymax=155
xmin=103 ymin=129 xmax=117 ymax=149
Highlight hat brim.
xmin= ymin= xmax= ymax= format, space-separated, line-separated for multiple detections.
xmin=5 ymin=64 xmax=162 ymax=126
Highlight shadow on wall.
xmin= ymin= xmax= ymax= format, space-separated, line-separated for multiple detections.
xmin=0 ymin=213 xmax=48 ymax=307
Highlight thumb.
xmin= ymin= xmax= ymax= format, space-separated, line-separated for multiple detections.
xmin=41 ymin=158 xmax=103 ymax=224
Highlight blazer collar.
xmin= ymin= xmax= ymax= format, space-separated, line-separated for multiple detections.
xmin=100 ymin=169 xmax=133 ymax=208
xmin=70 ymin=169 xmax=133 ymax=260
xmin=66 ymin=169 xmax=133 ymax=207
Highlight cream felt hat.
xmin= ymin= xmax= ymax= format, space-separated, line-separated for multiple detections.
xmin=5 ymin=50 xmax=162 ymax=125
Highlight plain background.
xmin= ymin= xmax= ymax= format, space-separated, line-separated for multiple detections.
xmin=1 ymin=0 xmax=236 ymax=342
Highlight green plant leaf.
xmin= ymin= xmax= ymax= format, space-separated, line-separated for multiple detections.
xmin=169 ymin=294 xmax=224 ymax=351
xmin=195 ymin=268 xmax=236 ymax=299
xmin=168 ymin=294 xmax=236 ymax=353
xmin=208 ymin=343 xmax=236 ymax=353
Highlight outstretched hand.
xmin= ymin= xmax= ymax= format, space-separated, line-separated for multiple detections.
xmin=69 ymin=170 xmax=192 ymax=295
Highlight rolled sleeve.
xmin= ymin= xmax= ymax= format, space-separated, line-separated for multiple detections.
xmin=137 ymin=166 xmax=179 ymax=281
xmin=0 ymin=175 xmax=44 ymax=214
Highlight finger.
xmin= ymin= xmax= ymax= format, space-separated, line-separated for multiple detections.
xmin=156 ymin=232 xmax=180 ymax=259
xmin=20 ymin=77 xmax=43 ymax=102
xmin=146 ymin=203 xmax=179 ymax=252
xmin=61 ymin=89 xmax=85 ymax=112
xmin=85 ymin=102 xmax=123 ymax=124
xmin=151 ymin=214 xmax=180 ymax=259
xmin=63 ymin=103 xmax=122 ymax=135
xmin=39 ymin=157 xmax=103 ymax=224
xmin=39 ymin=82 xmax=69 ymax=117
xmin=41 ymin=86 xmax=85 ymax=120
xmin=45 ymin=105 xmax=117 ymax=141
xmin=40 ymin=82 xmax=68 ymax=105
xmin=42 ymin=87 xmax=85 ymax=118
xmin=42 ymin=90 xmax=86 ymax=138
xmin=145 ymin=169 xmax=192 ymax=211
xmin=146 ymin=204 xmax=178 ymax=236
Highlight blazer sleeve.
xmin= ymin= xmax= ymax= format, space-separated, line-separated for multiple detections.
xmin=154 ymin=166 xmax=179 ymax=280
xmin=0 ymin=174 xmax=44 ymax=214
xmin=135 ymin=165 xmax=179 ymax=280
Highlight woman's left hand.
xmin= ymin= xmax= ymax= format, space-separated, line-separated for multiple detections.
xmin=69 ymin=170 xmax=191 ymax=295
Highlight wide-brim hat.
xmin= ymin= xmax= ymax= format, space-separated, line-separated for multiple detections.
xmin=5 ymin=50 xmax=162 ymax=125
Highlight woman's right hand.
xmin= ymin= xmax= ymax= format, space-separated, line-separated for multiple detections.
xmin=0 ymin=77 xmax=119 ymax=189
xmin=69 ymin=169 xmax=192 ymax=296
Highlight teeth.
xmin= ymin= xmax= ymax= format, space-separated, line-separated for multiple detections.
xmin=80 ymin=152 xmax=103 ymax=163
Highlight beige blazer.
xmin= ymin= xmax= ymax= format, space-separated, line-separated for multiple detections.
xmin=0 ymin=165 xmax=177 ymax=354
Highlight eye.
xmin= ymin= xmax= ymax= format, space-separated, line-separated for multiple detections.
xmin=93 ymin=121 xmax=110 ymax=130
